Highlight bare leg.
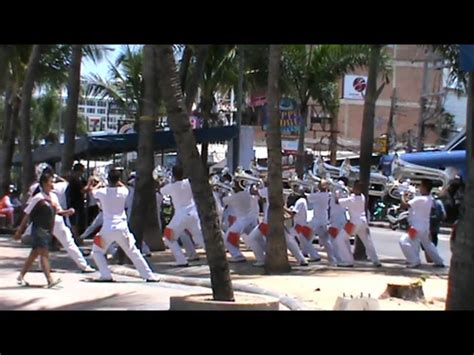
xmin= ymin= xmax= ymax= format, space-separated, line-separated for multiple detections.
xmin=38 ymin=248 xmax=52 ymax=283
xmin=19 ymin=249 xmax=40 ymax=279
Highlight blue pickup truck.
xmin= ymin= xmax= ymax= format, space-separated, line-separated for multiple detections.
xmin=379 ymin=130 xmax=467 ymax=179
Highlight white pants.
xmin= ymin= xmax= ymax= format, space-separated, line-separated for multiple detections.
xmin=53 ymin=218 xmax=89 ymax=271
xmin=91 ymin=226 xmax=154 ymax=280
xmin=223 ymin=216 xmax=254 ymax=259
xmin=242 ymin=223 xmax=306 ymax=264
xmin=291 ymin=224 xmax=320 ymax=260
xmin=164 ymin=208 xmax=203 ymax=265
xmin=312 ymin=221 xmax=338 ymax=265
xmin=334 ymin=222 xmax=379 ymax=265
xmin=80 ymin=211 xmax=103 ymax=240
xmin=399 ymin=228 xmax=444 ymax=266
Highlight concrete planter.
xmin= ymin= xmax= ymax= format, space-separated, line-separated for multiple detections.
xmin=170 ymin=293 xmax=280 ymax=310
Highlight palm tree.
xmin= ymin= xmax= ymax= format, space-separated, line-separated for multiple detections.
xmin=265 ymin=45 xmax=291 ymax=274
xmin=19 ymin=45 xmax=44 ymax=199
xmin=353 ymin=45 xmax=391 ymax=260
xmin=129 ymin=45 xmax=163 ymax=252
xmin=435 ymin=44 xmax=474 ymax=309
xmin=60 ymin=45 xmax=110 ymax=175
xmin=156 ymin=44 xmax=234 ymax=302
xmin=281 ymin=45 xmax=373 ymax=178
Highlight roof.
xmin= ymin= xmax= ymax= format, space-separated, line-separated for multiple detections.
xmin=13 ymin=125 xmax=239 ymax=166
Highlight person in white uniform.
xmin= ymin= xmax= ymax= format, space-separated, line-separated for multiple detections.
xmin=327 ymin=178 xmax=349 ymax=264
xmin=89 ymin=168 xmax=158 ymax=282
xmin=161 ymin=165 xmax=202 ymax=267
xmin=222 ymin=180 xmax=256 ymax=262
xmin=333 ymin=180 xmax=381 ymax=267
xmin=399 ymin=179 xmax=445 ymax=268
xmin=243 ymin=184 xmax=308 ymax=267
xmin=307 ymin=179 xmax=338 ymax=265
xmin=289 ymin=191 xmax=321 ymax=262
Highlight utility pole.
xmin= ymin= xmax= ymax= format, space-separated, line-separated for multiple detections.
xmin=386 ymin=88 xmax=397 ymax=154
xmin=417 ymin=50 xmax=431 ymax=151
xmin=232 ymin=46 xmax=244 ymax=173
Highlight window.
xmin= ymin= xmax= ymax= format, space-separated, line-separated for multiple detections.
xmin=87 ymin=108 xmax=95 ymax=114
xmin=78 ymin=107 xmax=85 ymax=113
xmin=79 ymin=99 xmax=85 ymax=106
xmin=97 ymin=108 xmax=106 ymax=114
xmin=86 ymin=100 xmax=95 ymax=106
xmin=97 ymin=100 xmax=107 ymax=107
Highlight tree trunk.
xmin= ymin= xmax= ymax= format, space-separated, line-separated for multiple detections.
xmin=295 ymin=102 xmax=308 ymax=178
xmin=184 ymin=45 xmax=209 ymax=113
xmin=60 ymin=45 xmax=82 ymax=176
xmin=329 ymin=106 xmax=339 ymax=165
xmin=0 ymin=45 xmax=10 ymax=93
xmin=265 ymin=45 xmax=291 ymax=274
xmin=19 ymin=45 xmax=43 ymax=199
xmin=156 ymin=44 xmax=234 ymax=302
xmin=446 ymin=71 xmax=474 ymax=310
xmin=353 ymin=45 xmax=382 ymax=261
xmin=179 ymin=45 xmax=193 ymax=94
xmin=0 ymin=89 xmax=19 ymax=195
xmin=130 ymin=45 xmax=165 ymax=252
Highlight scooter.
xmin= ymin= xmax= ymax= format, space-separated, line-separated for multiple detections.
xmin=386 ymin=204 xmax=409 ymax=231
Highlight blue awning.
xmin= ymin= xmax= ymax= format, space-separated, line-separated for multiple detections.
xmin=13 ymin=125 xmax=238 ymax=166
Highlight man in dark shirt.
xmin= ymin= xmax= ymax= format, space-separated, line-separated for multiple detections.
xmin=66 ymin=163 xmax=87 ymax=241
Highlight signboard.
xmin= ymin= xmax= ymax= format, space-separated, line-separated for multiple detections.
xmin=262 ymin=103 xmax=305 ymax=136
xmin=282 ymin=140 xmax=298 ymax=153
xmin=88 ymin=116 xmax=102 ymax=132
xmin=343 ymin=75 xmax=368 ymax=100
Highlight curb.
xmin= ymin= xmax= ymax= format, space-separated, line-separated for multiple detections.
xmin=110 ymin=265 xmax=310 ymax=311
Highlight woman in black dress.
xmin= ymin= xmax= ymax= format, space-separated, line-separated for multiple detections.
xmin=13 ymin=172 xmax=67 ymax=287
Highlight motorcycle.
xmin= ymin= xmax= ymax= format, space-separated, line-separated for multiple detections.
xmin=386 ymin=204 xmax=409 ymax=231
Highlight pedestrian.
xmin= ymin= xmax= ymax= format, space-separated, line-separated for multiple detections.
xmin=13 ymin=172 xmax=70 ymax=287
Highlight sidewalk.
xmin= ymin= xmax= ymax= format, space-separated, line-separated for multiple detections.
xmin=0 ymin=235 xmax=449 ymax=310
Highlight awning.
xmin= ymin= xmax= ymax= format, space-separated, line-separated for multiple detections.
xmin=13 ymin=125 xmax=239 ymax=166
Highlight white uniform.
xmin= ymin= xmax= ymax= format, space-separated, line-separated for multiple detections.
xmin=307 ymin=191 xmax=338 ymax=265
xmin=222 ymin=190 xmax=255 ymax=261
xmin=91 ymin=186 xmax=154 ymax=280
xmin=399 ymin=195 xmax=444 ymax=266
xmin=243 ymin=187 xmax=306 ymax=266
xmin=290 ymin=197 xmax=320 ymax=261
xmin=161 ymin=179 xmax=202 ymax=265
xmin=334 ymin=194 xmax=380 ymax=266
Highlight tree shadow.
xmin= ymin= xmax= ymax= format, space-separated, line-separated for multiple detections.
xmin=0 ymin=297 xmax=45 ymax=310
xmin=47 ymin=292 xmax=145 ymax=310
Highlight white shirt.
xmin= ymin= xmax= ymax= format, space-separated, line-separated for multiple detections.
xmin=92 ymin=186 xmax=129 ymax=232
xmin=26 ymin=182 xmax=41 ymax=206
xmin=53 ymin=181 xmax=69 ymax=210
xmin=25 ymin=191 xmax=61 ymax=215
xmin=292 ymin=198 xmax=308 ymax=226
xmin=161 ymin=179 xmax=195 ymax=210
xmin=250 ymin=195 xmax=260 ymax=220
xmin=338 ymin=194 xmax=367 ymax=224
xmin=222 ymin=190 xmax=252 ymax=219
xmin=307 ymin=191 xmax=329 ymax=224
xmin=408 ymin=195 xmax=433 ymax=231
xmin=329 ymin=194 xmax=346 ymax=226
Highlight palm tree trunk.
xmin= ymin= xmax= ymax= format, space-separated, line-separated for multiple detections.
xmin=156 ymin=44 xmax=234 ymax=302
xmin=296 ymin=102 xmax=308 ymax=178
xmin=179 ymin=45 xmax=193 ymax=94
xmin=0 ymin=45 xmax=10 ymax=93
xmin=19 ymin=44 xmax=43 ymax=199
xmin=184 ymin=45 xmax=209 ymax=113
xmin=130 ymin=45 xmax=165 ymax=252
xmin=446 ymin=71 xmax=474 ymax=310
xmin=0 ymin=88 xmax=19 ymax=195
xmin=60 ymin=45 xmax=82 ymax=176
xmin=353 ymin=45 xmax=381 ymax=260
xmin=265 ymin=45 xmax=291 ymax=274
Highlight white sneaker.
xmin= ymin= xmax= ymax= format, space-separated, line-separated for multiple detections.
xmin=252 ymin=261 xmax=265 ymax=267
xmin=406 ymin=263 xmax=421 ymax=269
xmin=81 ymin=266 xmax=96 ymax=273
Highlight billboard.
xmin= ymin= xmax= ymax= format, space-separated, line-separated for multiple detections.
xmin=261 ymin=99 xmax=305 ymax=136
xmin=343 ymin=75 xmax=368 ymax=100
